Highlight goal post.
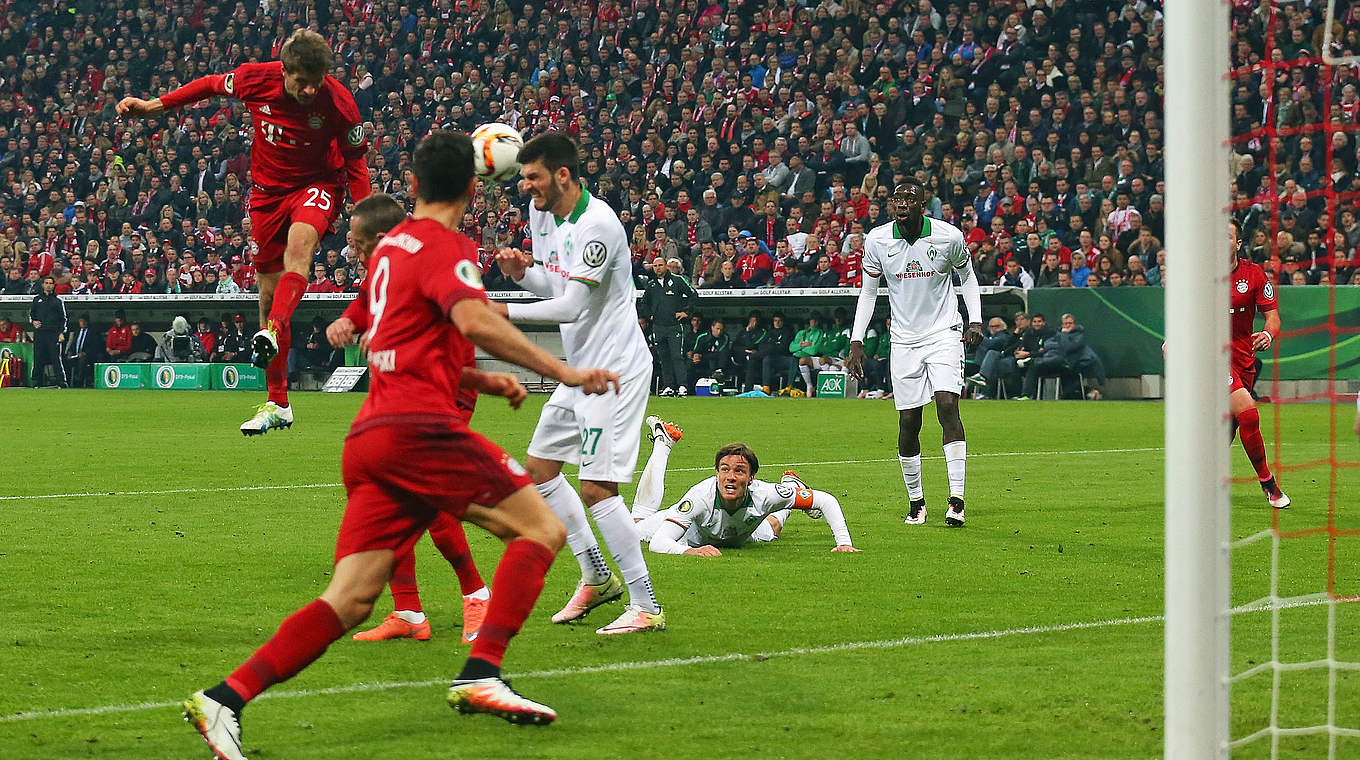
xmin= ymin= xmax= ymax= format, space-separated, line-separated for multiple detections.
xmin=1164 ymin=0 xmax=1232 ymax=757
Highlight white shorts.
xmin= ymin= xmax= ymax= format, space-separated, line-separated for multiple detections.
xmin=527 ymin=367 xmax=651 ymax=484
xmin=890 ymin=336 xmax=964 ymax=410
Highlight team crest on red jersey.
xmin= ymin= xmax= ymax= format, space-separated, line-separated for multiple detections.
xmin=308 ymin=114 xmax=324 ymax=129
xmin=1235 ymin=280 xmax=1249 ymax=293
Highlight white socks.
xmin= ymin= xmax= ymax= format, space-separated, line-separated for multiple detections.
xmin=590 ymin=494 xmax=661 ymax=614
xmin=800 ymin=364 xmax=814 ymax=394
xmin=630 ymin=435 xmax=674 ymax=520
xmin=899 ymin=454 xmax=924 ymax=500
xmin=464 ymin=586 xmax=490 ymax=601
xmin=538 ymin=474 xmax=611 ymax=584
xmin=395 ymin=610 xmax=427 ymax=624
xmin=943 ymin=441 xmax=967 ymax=498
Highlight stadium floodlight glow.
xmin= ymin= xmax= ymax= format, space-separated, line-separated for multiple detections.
xmin=1164 ymin=0 xmax=1231 ymax=757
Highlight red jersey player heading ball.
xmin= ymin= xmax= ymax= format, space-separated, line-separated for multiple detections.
xmin=116 ymin=30 xmax=372 ymax=435
xmin=1228 ymin=219 xmax=1289 ymax=509
xmin=182 ymin=132 xmax=621 ymax=760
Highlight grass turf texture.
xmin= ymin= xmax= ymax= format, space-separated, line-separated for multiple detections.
xmin=1 ymin=390 xmax=1356 ymax=759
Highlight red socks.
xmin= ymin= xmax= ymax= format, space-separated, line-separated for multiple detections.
xmin=268 ymin=271 xmax=308 ymax=327
xmin=225 ymin=599 xmax=346 ymax=704
xmin=389 ymin=548 xmax=422 ymax=612
xmin=265 ymin=272 xmax=307 ymax=407
xmin=468 ymin=538 xmax=554 ymax=668
xmin=1235 ymin=406 xmax=1273 ymax=481
xmin=429 ymin=514 xmax=485 ymax=596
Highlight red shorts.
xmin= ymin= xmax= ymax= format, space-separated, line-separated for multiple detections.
xmin=335 ymin=421 xmax=532 ymax=562
xmin=1230 ymin=362 xmax=1257 ymax=394
xmin=248 ymin=184 xmax=344 ymax=274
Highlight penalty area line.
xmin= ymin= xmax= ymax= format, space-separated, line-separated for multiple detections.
xmin=0 ymin=446 xmax=1164 ymax=501
xmin=0 ymin=612 xmax=1165 ymax=724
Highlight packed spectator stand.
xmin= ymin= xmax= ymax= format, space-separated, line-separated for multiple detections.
xmin=0 ymin=0 xmax=1357 ymax=393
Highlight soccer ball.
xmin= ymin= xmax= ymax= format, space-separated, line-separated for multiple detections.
xmin=470 ymin=123 xmax=524 ymax=182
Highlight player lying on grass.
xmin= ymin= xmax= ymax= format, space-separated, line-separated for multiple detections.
xmin=183 ymin=133 xmax=619 ymax=760
xmin=328 ymin=194 xmax=493 ymax=644
xmin=630 ymin=417 xmax=858 ymax=555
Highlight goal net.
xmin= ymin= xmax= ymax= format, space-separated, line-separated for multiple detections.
xmin=1169 ymin=0 xmax=1360 ymax=757
xmin=1158 ymin=1 xmax=1360 ymax=760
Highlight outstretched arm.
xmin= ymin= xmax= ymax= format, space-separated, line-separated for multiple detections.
xmin=461 ymin=368 xmax=528 ymax=409
xmin=804 ymin=490 xmax=857 ymax=551
xmin=648 ymin=517 xmax=722 ymax=556
xmin=451 ymin=298 xmax=617 ymax=392
xmin=118 ymin=74 xmax=226 ymax=117
xmin=505 ymin=279 xmax=591 ymax=324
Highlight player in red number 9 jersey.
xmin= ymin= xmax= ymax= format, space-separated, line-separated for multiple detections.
xmin=328 ymin=194 xmax=496 ymax=645
xmin=181 ymin=133 xmax=622 ymax=760
xmin=1228 ymin=219 xmax=1289 ymax=509
xmin=116 ymin=30 xmax=372 ymax=436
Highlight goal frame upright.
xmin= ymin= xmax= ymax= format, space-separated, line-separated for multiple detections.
xmin=1164 ymin=0 xmax=1232 ymax=757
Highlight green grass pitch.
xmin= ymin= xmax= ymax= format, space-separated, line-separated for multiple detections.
xmin=1 ymin=390 xmax=1356 ymax=758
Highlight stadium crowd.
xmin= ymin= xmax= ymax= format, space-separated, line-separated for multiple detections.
xmin=0 ymin=0 xmax=1358 ymax=391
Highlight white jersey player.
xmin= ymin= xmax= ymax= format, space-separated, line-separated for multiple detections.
xmin=492 ymin=132 xmax=664 ymax=635
xmin=631 ymin=417 xmax=858 ymax=556
xmin=847 ymin=179 xmax=983 ymax=528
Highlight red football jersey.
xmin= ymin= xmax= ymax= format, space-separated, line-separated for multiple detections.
xmin=351 ymin=218 xmax=488 ymax=428
xmin=1230 ymin=258 xmax=1278 ymax=368
xmin=160 ymin=62 xmax=368 ymax=195
xmin=341 ymin=256 xmax=479 ymax=418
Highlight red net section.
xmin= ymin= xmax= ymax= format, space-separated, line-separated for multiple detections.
xmin=1225 ymin=0 xmax=1360 ymax=754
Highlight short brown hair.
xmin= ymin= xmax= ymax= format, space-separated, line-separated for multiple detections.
xmin=714 ymin=443 xmax=758 ymax=475
xmin=352 ymin=194 xmax=405 ymax=239
xmin=280 ymin=30 xmax=333 ymax=77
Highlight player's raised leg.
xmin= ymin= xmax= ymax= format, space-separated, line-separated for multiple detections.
xmin=449 ymin=485 xmax=565 ymax=724
xmin=631 ymin=415 xmax=684 ymax=522
xmin=259 ymin=221 xmax=320 ymax=385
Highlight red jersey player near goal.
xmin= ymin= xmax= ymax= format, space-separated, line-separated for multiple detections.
xmin=1229 ymin=219 xmax=1290 ymax=509
xmin=327 ymin=193 xmax=492 ymax=644
xmin=116 ymin=30 xmax=371 ymax=435
xmin=182 ymin=132 xmax=620 ymax=760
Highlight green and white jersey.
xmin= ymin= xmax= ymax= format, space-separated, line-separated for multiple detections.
xmin=526 ymin=186 xmax=652 ymax=377
xmin=862 ymin=217 xmax=972 ymax=346
xmin=660 ymin=476 xmax=811 ymax=548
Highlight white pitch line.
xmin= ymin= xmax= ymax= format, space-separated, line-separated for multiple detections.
xmin=0 ymin=582 xmax=1342 ymax=725
xmin=0 ymin=446 xmax=1163 ymax=502
xmin=0 ymin=482 xmax=343 ymax=501
xmin=0 ymin=612 xmax=1165 ymax=724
